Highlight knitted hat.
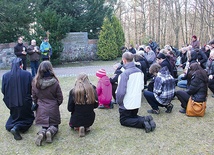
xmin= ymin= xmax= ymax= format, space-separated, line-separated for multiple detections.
xmin=192 ymin=35 xmax=197 ymax=39
xmin=96 ymin=69 xmax=106 ymax=78
xmin=157 ymin=53 xmax=166 ymax=59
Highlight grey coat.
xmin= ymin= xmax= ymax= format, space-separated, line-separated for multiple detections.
xmin=32 ymin=77 xmax=63 ymax=127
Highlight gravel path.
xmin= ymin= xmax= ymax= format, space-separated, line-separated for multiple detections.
xmin=0 ymin=65 xmax=115 ymax=79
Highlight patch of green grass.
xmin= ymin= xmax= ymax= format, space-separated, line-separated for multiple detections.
xmin=0 ymin=77 xmax=214 ymax=155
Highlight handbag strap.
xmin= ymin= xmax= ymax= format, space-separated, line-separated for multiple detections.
xmin=191 ymin=100 xmax=206 ymax=114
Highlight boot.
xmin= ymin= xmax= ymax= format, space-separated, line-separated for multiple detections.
xmin=10 ymin=126 xmax=22 ymax=140
xmin=35 ymin=128 xmax=46 ymax=146
xmin=79 ymin=126 xmax=85 ymax=137
xmin=46 ymin=126 xmax=58 ymax=143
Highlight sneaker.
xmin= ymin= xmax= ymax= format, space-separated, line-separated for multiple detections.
xmin=165 ymin=103 xmax=173 ymax=113
xmin=179 ymin=108 xmax=186 ymax=114
xmin=98 ymin=104 xmax=105 ymax=109
xmin=10 ymin=127 xmax=22 ymax=140
xmin=35 ymin=133 xmax=44 ymax=146
xmin=147 ymin=109 xmax=160 ymax=114
xmin=79 ymin=126 xmax=85 ymax=137
xmin=46 ymin=130 xmax=52 ymax=143
xmin=142 ymin=121 xmax=151 ymax=133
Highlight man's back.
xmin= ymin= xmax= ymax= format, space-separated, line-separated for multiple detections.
xmin=116 ymin=62 xmax=144 ymax=110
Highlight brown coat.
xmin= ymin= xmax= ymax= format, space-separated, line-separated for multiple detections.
xmin=32 ymin=77 xmax=63 ymax=127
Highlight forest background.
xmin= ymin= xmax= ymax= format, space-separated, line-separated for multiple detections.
xmin=0 ymin=0 xmax=213 ymax=61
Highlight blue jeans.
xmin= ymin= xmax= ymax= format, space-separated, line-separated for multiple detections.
xmin=30 ymin=61 xmax=39 ymax=77
xmin=143 ymin=90 xmax=167 ymax=110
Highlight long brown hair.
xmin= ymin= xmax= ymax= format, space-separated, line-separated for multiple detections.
xmin=188 ymin=62 xmax=208 ymax=83
xmin=34 ymin=61 xmax=58 ymax=88
xmin=74 ymin=73 xmax=95 ymax=104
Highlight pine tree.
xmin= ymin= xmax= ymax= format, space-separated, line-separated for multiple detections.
xmin=111 ymin=15 xmax=125 ymax=57
xmin=97 ymin=17 xmax=118 ymax=60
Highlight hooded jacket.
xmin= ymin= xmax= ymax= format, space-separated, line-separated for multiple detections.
xmin=96 ymin=75 xmax=112 ymax=104
xmin=32 ymin=77 xmax=63 ymax=127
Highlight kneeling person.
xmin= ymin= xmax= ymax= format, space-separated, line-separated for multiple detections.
xmin=116 ymin=52 xmax=156 ymax=133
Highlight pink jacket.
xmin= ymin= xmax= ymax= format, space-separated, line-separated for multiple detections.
xmin=96 ymin=76 xmax=112 ymax=105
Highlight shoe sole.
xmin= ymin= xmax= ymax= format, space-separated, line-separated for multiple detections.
xmin=79 ymin=126 xmax=85 ymax=137
xmin=149 ymin=120 xmax=156 ymax=131
xmin=46 ymin=131 xmax=52 ymax=143
xmin=147 ymin=110 xmax=160 ymax=114
xmin=10 ymin=129 xmax=22 ymax=140
xmin=35 ymin=134 xmax=43 ymax=146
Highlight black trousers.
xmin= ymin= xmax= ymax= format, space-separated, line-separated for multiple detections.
xmin=22 ymin=58 xmax=27 ymax=70
xmin=175 ymin=90 xmax=190 ymax=109
xmin=112 ymin=83 xmax=118 ymax=100
xmin=119 ymin=108 xmax=146 ymax=129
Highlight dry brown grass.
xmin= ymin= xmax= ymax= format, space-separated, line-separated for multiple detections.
xmin=0 ymin=76 xmax=214 ymax=155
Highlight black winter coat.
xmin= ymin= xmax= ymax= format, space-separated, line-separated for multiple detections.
xmin=186 ymin=72 xmax=208 ymax=102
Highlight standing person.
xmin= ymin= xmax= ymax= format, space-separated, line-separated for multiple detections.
xmin=68 ymin=73 xmax=98 ymax=137
xmin=175 ymin=63 xmax=208 ymax=113
xmin=96 ymin=69 xmax=113 ymax=109
xmin=40 ymin=37 xmax=52 ymax=61
xmin=190 ymin=35 xmax=200 ymax=49
xmin=27 ymin=39 xmax=41 ymax=77
xmin=14 ymin=37 xmax=27 ymax=70
xmin=1 ymin=58 xmax=35 ymax=140
xmin=116 ymin=52 xmax=156 ymax=133
xmin=32 ymin=61 xmax=63 ymax=146
xmin=143 ymin=63 xmax=175 ymax=114
xmin=148 ymin=39 xmax=159 ymax=53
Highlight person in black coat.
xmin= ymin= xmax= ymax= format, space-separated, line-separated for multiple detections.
xmin=134 ymin=54 xmax=149 ymax=85
xmin=1 ymin=58 xmax=34 ymax=140
xmin=196 ymin=48 xmax=208 ymax=69
xmin=156 ymin=53 xmax=174 ymax=77
xmin=110 ymin=63 xmax=123 ymax=101
xmin=14 ymin=37 xmax=27 ymax=70
xmin=175 ymin=63 xmax=208 ymax=113
xmin=67 ymin=73 xmax=98 ymax=137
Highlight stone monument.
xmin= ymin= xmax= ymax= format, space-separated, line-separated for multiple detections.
xmin=61 ymin=32 xmax=97 ymax=61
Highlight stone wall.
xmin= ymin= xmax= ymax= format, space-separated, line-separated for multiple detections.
xmin=0 ymin=42 xmax=29 ymax=68
xmin=0 ymin=32 xmax=98 ymax=68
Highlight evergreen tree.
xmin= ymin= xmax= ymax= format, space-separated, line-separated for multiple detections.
xmin=97 ymin=17 xmax=118 ymax=60
xmin=0 ymin=0 xmax=35 ymax=42
xmin=111 ymin=15 xmax=125 ymax=57
xmin=34 ymin=8 xmax=72 ymax=63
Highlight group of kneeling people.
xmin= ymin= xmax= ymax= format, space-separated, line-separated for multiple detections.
xmin=1 ymin=50 xmax=208 ymax=146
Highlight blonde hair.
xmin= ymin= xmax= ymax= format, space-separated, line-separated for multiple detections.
xmin=73 ymin=73 xmax=96 ymax=105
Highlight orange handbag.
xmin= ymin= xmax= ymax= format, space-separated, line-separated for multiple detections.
xmin=186 ymin=97 xmax=206 ymax=117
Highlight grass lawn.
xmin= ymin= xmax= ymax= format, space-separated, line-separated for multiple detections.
xmin=0 ymin=75 xmax=214 ymax=155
